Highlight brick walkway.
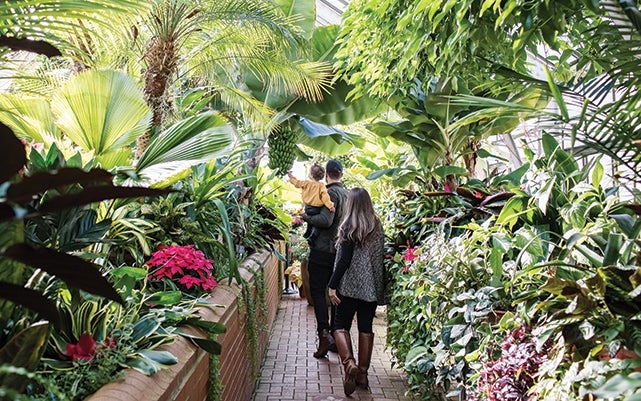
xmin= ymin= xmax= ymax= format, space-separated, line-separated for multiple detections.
xmin=252 ymin=292 xmax=412 ymax=401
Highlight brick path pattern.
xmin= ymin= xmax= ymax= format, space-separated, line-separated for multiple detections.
xmin=252 ymin=292 xmax=412 ymax=401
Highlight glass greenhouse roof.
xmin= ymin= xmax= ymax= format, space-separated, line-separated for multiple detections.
xmin=316 ymin=0 xmax=349 ymax=26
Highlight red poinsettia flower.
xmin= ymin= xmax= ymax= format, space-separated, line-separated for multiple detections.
xmin=65 ymin=333 xmax=97 ymax=361
xmin=146 ymin=244 xmax=218 ymax=292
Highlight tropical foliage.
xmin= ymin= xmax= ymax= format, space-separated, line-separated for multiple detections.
xmin=5 ymin=0 xmax=641 ymax=399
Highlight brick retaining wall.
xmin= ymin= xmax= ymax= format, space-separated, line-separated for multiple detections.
xmin=86 ymin=244 xmax=283 ymax=401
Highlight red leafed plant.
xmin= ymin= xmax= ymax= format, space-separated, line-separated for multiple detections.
xmin=146 ymin=244 xmax=218 ymax=292
xmin=469 ymin=325 xmax=549 ymax=401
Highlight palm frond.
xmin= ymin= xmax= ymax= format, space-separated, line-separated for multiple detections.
xmin=135 ymin=111 xmax=235 ymax=184
xmin=0 ymin=1 xmax=148 ymax=47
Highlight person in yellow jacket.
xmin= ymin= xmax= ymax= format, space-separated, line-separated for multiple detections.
xmin=288 ymin=164 xmax=335 ymax=246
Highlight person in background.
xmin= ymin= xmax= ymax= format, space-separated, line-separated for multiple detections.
xmin=302 ymin=159 xmax=347 ymax=358
xmin=287 ymin=164 xmax=335 ymax=247
xmin=327 ymin=187 xmax=386 ymax=396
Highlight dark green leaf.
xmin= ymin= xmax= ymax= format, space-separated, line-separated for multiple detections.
xmin=146 ymin=291 xmax=183 ymax=306
xmin=181 ymin=333 xmax=222 ymax=355
xmin=38 ymin=186 xmax=173 ymax=214
xmin=0 ymin=321 xmax=49 ymax=393
xmin=2 ymin=244 xmax=122 ymax=304
xmin=6 ymin=168 xmax=113 ymax=204
xmin=0 ymin=125 xmax=25 ymax=183
xmin=136 ymin=350 xmax=177 ymax=366
xmin=0 ymin=283 xmax=59 ymax=327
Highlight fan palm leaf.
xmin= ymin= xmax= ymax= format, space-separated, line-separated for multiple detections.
xmin=0 ymin=94 xmax=58 ymax=146
xmin=52 ymin=69 xmax=151 ymax=168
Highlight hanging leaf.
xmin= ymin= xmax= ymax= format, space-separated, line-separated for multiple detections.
xmin=2 ymin=244 xmax=122 ymax=304
xmin=0 ymin=125 xmax=25 ymax=183
xmin=37 ymin=186 xmax=173 ymax=214
xmin=0 ymin=284 xmax=59 ymax=326
xmin=0 ymin=36 xmax=60 ymax=57
xmin=6 ymin=168 xmax=113 ymax=204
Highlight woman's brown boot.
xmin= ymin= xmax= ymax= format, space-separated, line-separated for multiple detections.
xmin=333 ymin=329 xmax=358 ymax=396
xmin=356 ymin=332 xmax=374 ymax=389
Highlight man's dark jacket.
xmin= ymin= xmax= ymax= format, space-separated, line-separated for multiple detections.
xmin=303 ymin=182 xmax=348 ymax=266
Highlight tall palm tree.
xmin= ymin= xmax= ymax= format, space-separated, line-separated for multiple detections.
xmin=131 ymin=0 xmax=331 ymax=158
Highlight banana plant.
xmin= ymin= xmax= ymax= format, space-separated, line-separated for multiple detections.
xmin=243 ymin=0 xmax=384 ymax=156
xmin=367 ymin=78 xmax=546 ymax=186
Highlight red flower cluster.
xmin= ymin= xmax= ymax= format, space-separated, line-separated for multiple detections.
xmin=65 ymin=333 xmax=96 ymax=361
xmin=64 ymin=333 xmax=117 ymax=362
xmin=146 ymin=244 xmax=218 ymax=291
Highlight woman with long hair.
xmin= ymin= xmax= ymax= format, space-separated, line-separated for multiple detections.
xmin=327 ymin=187 xmax=386 ymax=396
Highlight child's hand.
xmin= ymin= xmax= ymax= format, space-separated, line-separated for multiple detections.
xmin=287 ymin=171 xmax=293 ymax=179
xmin=330 ymin=206 xmax=335 ymax=213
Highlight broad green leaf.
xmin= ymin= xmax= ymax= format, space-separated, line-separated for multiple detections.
xmin=433 ymin=165 xmax=468 ymax=178
xmin=573 ymin=243 xmax=603 ymax=267
xmin=541 ymin=133 xmax=578 ymax=180
xmin=125 ymin=356 xmax=160 ymax=375
xmin=496 ymin=196 xmax=530 ymax=229
xmin=146 ymin=291 xmax=183 ymax=306
xmin=136 ymin=349 xmax=178 ymax=366
xmin=611 ymin=214 xmax=641 ymax=238
xmin=131 ymin=315 xmax=162 ymax=341
xmin=110 ymin=266 xmax=148 ymax=280
xmin=0 ymin=94 xmax=58 ymax=146
xmin=535 ymin=173 xmax=555 ymax=215
xmin=178 ymin=331 xmax=222 ymax=355
xmin=310 ymin=25 xmax=340 ymax=62
xmin=603 ymin=233 xmax=623 ymax=266
xmin=0 ymin=322 xmax=49 ymax=393
xmin=592 ymin=159 xmax=604 ymax=189
xmin=180 ymin=317 xmax=226 ymax=335
xmin=405 ymin=345 xmax=428 ymax=366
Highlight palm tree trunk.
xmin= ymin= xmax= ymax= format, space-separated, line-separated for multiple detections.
xmin=136 ymin=36 xmax=178 ymax=159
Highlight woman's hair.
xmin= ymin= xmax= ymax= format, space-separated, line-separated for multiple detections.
xmin=338 ymin=187 xmax=380 ymax=245
xmin=310 ymin=164 xmax=325 ymax=181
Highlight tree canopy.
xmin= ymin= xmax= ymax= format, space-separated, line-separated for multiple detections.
xmin=334 ymin=0 xmax=611 ymax=100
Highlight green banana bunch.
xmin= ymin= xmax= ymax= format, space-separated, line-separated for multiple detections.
xmin=267 ymin=128 xmax=297 ymax=176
